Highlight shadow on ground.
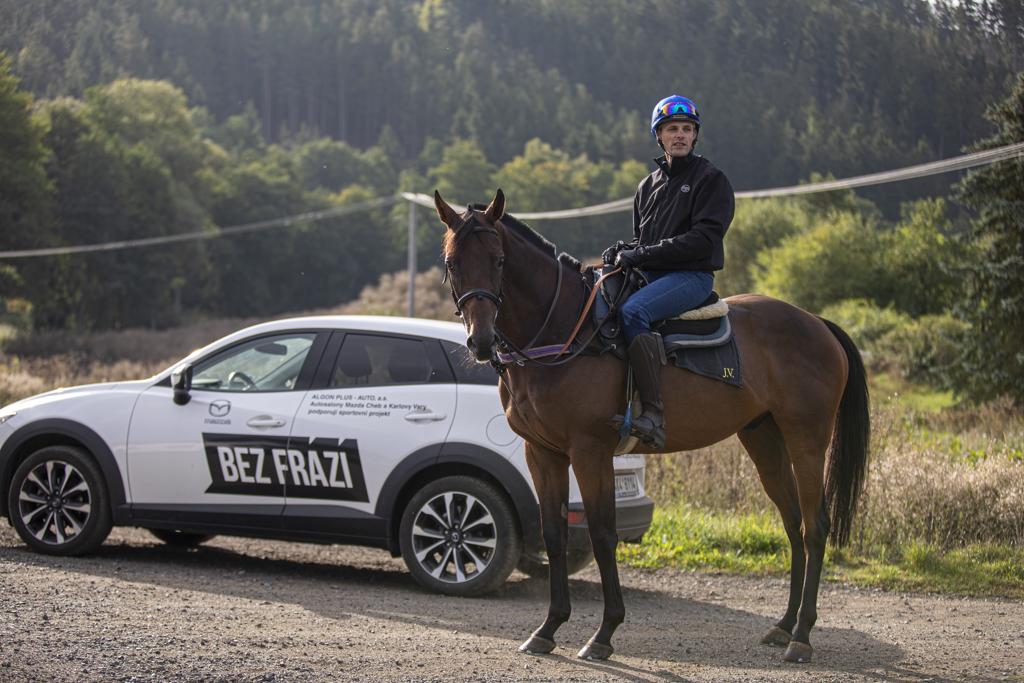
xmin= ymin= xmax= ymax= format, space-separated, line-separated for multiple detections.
xmin=0 ymin=528 xmax=913 ymax=681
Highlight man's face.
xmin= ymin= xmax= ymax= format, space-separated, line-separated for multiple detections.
xmin=657 ymin=119 xmax=698 ymax=158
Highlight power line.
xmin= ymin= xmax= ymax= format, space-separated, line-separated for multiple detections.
xmin=0 ymin=196 xmax=400 ymax=259
xmin=405 ymin=140 xmax=1024 ymax=216
xmin=735 ymin=140 xmax=1024 ymax=199
xmin=2 ymin=141 xmax=1021 ymax=259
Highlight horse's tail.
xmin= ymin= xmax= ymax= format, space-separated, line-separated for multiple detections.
xmin=819 ymin=317 xmax=870 ymax=548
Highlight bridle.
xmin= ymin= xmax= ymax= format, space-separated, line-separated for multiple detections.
xmin=444 ymin=213 xmax=505 ymax=316
xmin=445 ymin=210 xmax=623 ymax=369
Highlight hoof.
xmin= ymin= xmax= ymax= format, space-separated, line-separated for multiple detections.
xmin=518 ymin=635 xmax=556 ymax=655
xmin=760 ymin=626 xmax=792 ymax=647
xmin=576 ymin=638 xmax=614 ymax=661
xmin=782 ymin=640 xmax=813 ymax=663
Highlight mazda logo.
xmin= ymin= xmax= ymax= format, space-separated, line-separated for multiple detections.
xmin=209 ymin=400 xmax=231 ymax=417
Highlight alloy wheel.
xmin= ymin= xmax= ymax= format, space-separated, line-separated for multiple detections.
xmin=17 ymin=459 xmax=92 ymax=546
xmin=409 ymin=490 xmax=498 ymax=584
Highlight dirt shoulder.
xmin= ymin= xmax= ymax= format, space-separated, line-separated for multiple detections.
xmin=0 ymin=526 xmax=1021 ymax=682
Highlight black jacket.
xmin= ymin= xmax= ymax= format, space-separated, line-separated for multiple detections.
xmin=630 ymin=153 xmax=735 ymax=272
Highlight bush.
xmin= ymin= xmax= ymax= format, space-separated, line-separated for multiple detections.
xmin=752 ymin=211 xmax=889 ymax=312
xmin=880 ymin=199 xmax=960 ymax=317
xmin=820 ymin=299 xmax=911 ymax=358
xmin=750 ymin=198 xmax=959 ymax=317
xmin=875 ymin=313 xmax=968 ymax=388
xmin=716 ymin=198 xmax=812 ymax=297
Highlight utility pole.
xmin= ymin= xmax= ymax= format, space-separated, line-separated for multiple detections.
xmin=407 ymin=201 xmax=417 ymax=317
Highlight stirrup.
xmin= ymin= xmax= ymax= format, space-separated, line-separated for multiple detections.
xmin=628 ymin=414 xmax=665 ymax=449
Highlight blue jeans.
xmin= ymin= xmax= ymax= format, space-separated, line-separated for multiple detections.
xmin=620 ymin=270 xmax=714 ymax=343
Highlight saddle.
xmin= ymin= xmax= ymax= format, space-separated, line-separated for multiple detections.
xmin=586 ymin=266 xmax=742 ymax=456
xmin=588 ymin=267 xmax=732 ymax=358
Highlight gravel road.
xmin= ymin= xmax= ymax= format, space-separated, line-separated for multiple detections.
xmin=1 ymin=525 xmax=1021 ymax=682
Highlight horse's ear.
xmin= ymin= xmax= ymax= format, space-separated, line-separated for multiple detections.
xmin=484 ymin=188 xmax=505 ymax=223
xmin=434 ymin=190 xmax=459 ymax=229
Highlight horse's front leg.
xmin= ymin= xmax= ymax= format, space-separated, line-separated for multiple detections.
xmin=519 ymin=441 xmax=571 ymax=655
xmin=572 ymin=448 xmax=624 ymax=660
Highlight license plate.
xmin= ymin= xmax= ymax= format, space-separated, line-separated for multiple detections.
xmin=614 ymin=473 xmax=639 ymax=499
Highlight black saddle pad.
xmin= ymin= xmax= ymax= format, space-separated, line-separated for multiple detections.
xmin=667 ymin=337 xmax=743 ymax=388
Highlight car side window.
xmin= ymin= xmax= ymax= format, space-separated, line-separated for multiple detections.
xmin=440 ymin=340 xmax=499 ymax=386
xmin=330 ymin=334 xmax=442 ymax=388
xmin=192 ymin=333 xmax=317 ymax=392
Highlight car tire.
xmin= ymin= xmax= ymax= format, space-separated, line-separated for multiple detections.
xmin=147 ymin=529 xmax=216 ymax=547
xmin=517 ymin=547 xmax=594 ymax=579
xmin=7 ymin=445 xmax=112 ymax=556
xmin=399 ymin=475 xmax=521 ymax=597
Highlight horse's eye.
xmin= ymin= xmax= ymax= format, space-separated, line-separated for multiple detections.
xmin=445 ymin=260 xmax=455 ymax=272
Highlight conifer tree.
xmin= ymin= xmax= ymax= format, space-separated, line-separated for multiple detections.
xmin=953 ymin=73 xmax=1024 ymax=404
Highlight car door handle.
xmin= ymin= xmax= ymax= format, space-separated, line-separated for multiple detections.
xmin=247 ymin=415 xmax=287 ymax=429
xmin=403 ymin=411 xmax=447 ymax=422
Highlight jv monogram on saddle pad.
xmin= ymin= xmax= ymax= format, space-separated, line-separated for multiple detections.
xmin=590 ymin=267 xmax=743 ymax=388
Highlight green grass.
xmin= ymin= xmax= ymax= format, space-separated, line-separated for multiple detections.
xmin=617 ymin=506 xmax=1024 ymax=599
xmin=870 ymin=371 xmax=956 ymax=412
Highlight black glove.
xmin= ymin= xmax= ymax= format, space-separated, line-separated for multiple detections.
xmin=602 ymin=241 xmax=627 ymax=265
xmin=615 ymin=248 xmax=643 ymax=269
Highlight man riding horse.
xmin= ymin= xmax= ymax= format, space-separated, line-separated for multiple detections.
xmin=602 ymin=94 xmax=735 ymax=449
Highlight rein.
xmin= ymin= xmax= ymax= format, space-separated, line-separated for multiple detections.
xmin=494 ymin=267 xmax=624 ymax=368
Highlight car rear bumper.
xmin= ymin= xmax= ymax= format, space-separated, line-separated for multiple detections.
xmin=567 ymin=494 xmax=654 ymax=547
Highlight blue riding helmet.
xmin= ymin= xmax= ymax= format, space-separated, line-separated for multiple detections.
xmin=650 ymin=95 xmax=701 ymax=137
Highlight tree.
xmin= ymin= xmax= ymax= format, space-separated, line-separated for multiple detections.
xmin=31 ymin=80 xmax=216 ymax=330
xmin=951 ymin=72 xmax=1024 ymax=404
xmin=428 ymin=138 xmax=496 ymax=203
xmin=0 ymin=51 xmax=52 ymax=316
xmin=494 ymin=138 xmax=614 ymax=255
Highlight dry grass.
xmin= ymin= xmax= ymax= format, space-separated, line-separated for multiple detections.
xmin=4 ymin=319 xmax=257 ymax=364
xmin=644 ymin=396 xmax=1024 ymax=553
xmin=0 ymin=355 xmax=169 ymax=405
xmin=330 ymin=266 xmax=458 ymax=322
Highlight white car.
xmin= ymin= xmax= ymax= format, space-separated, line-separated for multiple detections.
xmin=0 ymin=316 xmax=652 ymax=595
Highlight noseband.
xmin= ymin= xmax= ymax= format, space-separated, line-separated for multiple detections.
xmin=445 ymin=217 xmax=504 ymax=316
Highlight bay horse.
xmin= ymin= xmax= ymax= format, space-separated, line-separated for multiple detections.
xmin=434 ymin=189 xmax=869 ymax=664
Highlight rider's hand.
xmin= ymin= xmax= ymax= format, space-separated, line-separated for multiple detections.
xmin=602 ymin=241 xmax=626 ymax=265
xmin=615 ymin=248 xmax=642 ymax=269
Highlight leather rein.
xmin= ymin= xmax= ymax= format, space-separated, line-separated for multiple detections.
xmin=445 ymin=217 xmax=623 ymax=369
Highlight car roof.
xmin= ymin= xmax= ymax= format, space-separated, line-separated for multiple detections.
xmin=168 ymin=315 xmax=468 ymax=376
xmin=256 ymin=315 xmax=465 ymax=340
xmin=203 ymin=315 xmax=464 ymax=354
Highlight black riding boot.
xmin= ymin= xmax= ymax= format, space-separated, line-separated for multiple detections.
xmin=628 ymin=332 xmax=666 ymax=449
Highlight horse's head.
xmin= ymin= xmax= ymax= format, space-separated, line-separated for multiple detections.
xmin=435 ymin=188 xmax=506 ymax=362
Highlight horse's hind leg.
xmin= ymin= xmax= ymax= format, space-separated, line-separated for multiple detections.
xmin=571 ymin=446 xmax=624 ymax=660
xmin=774 ymin=418 xmax=834 ymax=664
xmin=738 ymin=416 xmax=805 ymax=647
xmin=519 ymin=442 xmax=572 ymax=655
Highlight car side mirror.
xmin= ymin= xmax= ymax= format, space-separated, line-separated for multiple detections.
xmin=171 ymin=364 xmax=193 ymax=405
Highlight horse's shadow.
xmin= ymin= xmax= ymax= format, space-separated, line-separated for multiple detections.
xmin=2 ymin=534 xmax=918 ymax=680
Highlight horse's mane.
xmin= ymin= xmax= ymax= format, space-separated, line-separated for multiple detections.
xmin=467 ymin=204 xmax=582 ymax=271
